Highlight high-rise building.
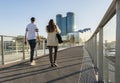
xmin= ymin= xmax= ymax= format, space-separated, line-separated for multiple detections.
xmin=67 ymin=12 xmax=75 ymax=33
xmin=56 ymin=12 xmax=75 ymax=36
xmin=56 ymin=12 xmax=81 ymax=44
xmin=61 ymin=17 xmax=67 ymax=35
xmin=56 ymin=14 xmax=62 ymax=32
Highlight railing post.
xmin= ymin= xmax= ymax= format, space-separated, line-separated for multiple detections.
xmin=94 ymin=35 xmax=97 ymax=68
xmin=90 ymin=39 xmax=93 ymax=60
xmin=22 ymin=42 xmax=25 ymax=60
xmin=91 ymin=38 xmax=94 ymax=63
xmin=1 ymin=36 xmax=4 ymax=65
xmin=43 ymin=40 xmax=45 ymax=55
xmin=98 ymin=28 xmax=104 ymax=83
xmin=35 ymin=43 xmax=38 ymax=57
xmin=115 ymin=1 xmax=120 ymax=83
xmin=15 ymin=39 xmax=18 ymax=54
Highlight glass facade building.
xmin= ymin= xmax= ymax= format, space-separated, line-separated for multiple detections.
xmin=67 ymin=12 xmax=75 ymax=33
xmin=61 ymin=17 xmax=67 ymax=35
xmin=56 ymin=12 xmax=75 ymax=36
xmin=56 ymin=14 xmax=62 ymax=33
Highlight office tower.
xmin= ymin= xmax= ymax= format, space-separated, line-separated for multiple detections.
xmin=61 ymin=17 xmax=67 ymax=35
xmin=67 ymin=12 xmax=75 ymax=33
xmin=56 ymin=14 xmax=62 ymax=32
xmin=56 ymin=12 xmax=75 ymax=36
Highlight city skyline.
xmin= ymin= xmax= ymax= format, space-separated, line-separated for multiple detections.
xmin=0 ymin=0 xmax=112 ymax=38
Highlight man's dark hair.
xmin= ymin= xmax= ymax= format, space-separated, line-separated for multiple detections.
xmin=31 ymin=17 xmax=35 ymax=22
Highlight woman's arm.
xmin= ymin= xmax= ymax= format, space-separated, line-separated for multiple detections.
xmin=56 ymin=25 xmax=61 ymax=33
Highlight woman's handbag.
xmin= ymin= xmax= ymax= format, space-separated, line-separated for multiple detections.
xmin=56 ymin=33 xmax=63 ymax=43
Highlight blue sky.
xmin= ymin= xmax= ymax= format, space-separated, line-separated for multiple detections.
xmin=0 ymin=0 xmax=112 ymax=37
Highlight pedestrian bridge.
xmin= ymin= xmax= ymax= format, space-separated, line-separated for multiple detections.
xmin=0 ymin=46 xmax=97 ymax=83
xmin=1 ymin=1 xmax=120 ymax=83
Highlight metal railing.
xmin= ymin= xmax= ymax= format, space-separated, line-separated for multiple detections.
xmin=0 ymin=35 xmax=47 ymax=65
xmin=0 ymin=35 xmax=80 ymax=66
xmin=84 ymin=0 xmax=120 ymax=83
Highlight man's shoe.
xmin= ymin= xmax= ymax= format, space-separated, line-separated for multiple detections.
xmin=30 ymin=60 xmax=36 ymax=66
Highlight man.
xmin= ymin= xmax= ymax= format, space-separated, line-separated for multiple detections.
xmin=25 ymin=17 xmax=40 ymax=66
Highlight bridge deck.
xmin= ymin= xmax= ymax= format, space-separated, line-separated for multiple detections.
xmin=0 ymin=46 xmax=97 ymax=83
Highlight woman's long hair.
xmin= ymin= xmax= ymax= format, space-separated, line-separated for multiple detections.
xmin=47 ymin=19 xmax=56 ymax=32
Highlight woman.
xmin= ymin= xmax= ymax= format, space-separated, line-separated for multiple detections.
xmin=46 ymin=19 xmax=61 ymax=67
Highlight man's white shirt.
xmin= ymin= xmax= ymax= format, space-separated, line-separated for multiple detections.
xmin=26 ymin=23 xmax=38 ymax=40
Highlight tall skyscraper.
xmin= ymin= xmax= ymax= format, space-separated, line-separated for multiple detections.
xmin=61 ymin=17 xmax=67 ymax=35
xmin=56 ymin=14 xmax=62 ymax=31
xmin=67 ymin=12 xmax=75 ymax=33
xmin=56 ymin=12 xmax=75 ymax=36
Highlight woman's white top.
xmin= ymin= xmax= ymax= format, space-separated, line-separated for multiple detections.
xmin=46 ymin=25 xmax=61 ymax=46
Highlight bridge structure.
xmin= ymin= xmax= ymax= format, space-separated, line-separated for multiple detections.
xmin=1 ymin=0 xmax=120 ymax=83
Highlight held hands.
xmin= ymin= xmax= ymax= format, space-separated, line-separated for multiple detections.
xmin=24 ymin=36 xmax=27 ymax=45
xmin=24 ymin=40 xmax=27 ymax=45
xmin=38 ymin=41 xmax=40 ymax=45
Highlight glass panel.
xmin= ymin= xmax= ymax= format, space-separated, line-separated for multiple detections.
xmin=37 ymin=40 xmax=47 ymax=56
xmin=25 ymin=40 xmax=48 ymax=59
xmin=108 ymin=64 xmax=115 ymax=83
xmin=3 ymin=36 xmax=23 ymax=64
xmin=0 ymin=35 xmax=78 ymax=66
xmin=103 ymin=15 xmax=116 ymax=83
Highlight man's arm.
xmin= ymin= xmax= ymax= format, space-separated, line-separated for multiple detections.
xmin=35 ymin=28 xmax=40 ymax=45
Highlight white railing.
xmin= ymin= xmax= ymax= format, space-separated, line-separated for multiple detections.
xmin=84 ymin=0 xmax=120 ymax=83
xmin=0 ymin=35 xmax=80 ymax=66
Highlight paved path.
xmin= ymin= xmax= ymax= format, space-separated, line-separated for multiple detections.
xmin=78 ymin=47 xmax=97 ymax=83
xmin=0 ymin=47 xmax=69 ymax=65
xmin=0 ymin=46 xmax=84 ymax=83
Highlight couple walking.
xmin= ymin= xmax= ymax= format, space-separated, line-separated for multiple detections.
xmin=25 ymin=17 xmax=61 ymax=67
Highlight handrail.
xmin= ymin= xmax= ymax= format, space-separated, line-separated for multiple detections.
xmin=87 ymin=0 xmax=116 ymax=41
xmin=85 ymin=1 xmax=116 ymax=83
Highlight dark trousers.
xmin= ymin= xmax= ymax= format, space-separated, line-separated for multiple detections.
xmin=28 ymin=39 xmax=36 ymax=62
xmin=48 ymin=46 xmax=58 ymax=64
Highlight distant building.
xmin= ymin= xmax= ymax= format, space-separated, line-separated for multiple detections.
xmin=56 ymin=14 xmax=62 ymax=32
xmin=56 ymin=12 xmax=82 ymax=45
xmin=67 ymin=12 xmax=75 ymax=33
xmin=56 ymin=12 xmax=75 ymax=36
xmin=61 ymin=17 xmax=67 ymax=35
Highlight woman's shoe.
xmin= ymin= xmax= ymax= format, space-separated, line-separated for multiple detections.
xmin=53 ymin=63 xmax=58 ymax=67
xmin=51 ymin=64 xmax=54 ymax=67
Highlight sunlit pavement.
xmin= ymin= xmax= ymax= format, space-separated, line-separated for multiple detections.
xmin=0 ymin=46 xmax=97 ymax=83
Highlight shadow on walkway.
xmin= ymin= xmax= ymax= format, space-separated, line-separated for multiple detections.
xmin=0 ymin=46 xmax=84 ymax=83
